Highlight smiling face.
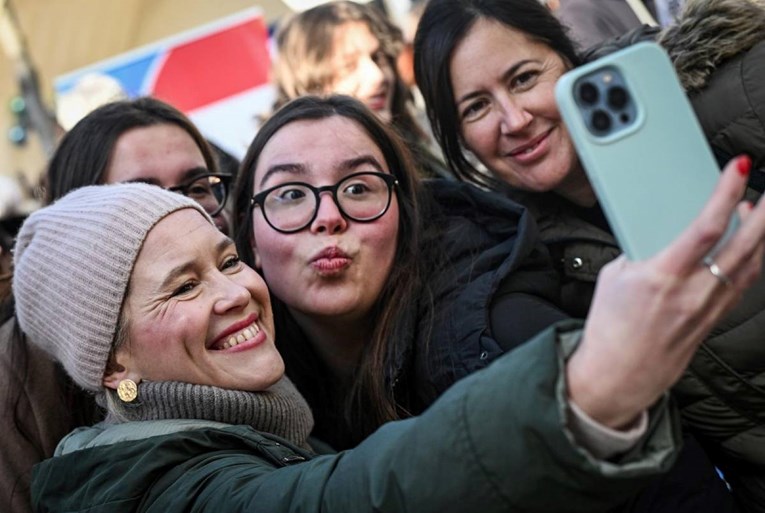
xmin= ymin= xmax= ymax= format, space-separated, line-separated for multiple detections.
xmin=104 ymin=209 xmax=283 ymax=392
xmin=326 ymin=21 xmax=395 ymax=123
xmin=450 ymin=18 xmax=593 ymax=205
xmin=104 ymin=123 xmax=230 ymax=233
xmin=250 ymin=116 xmax=399 ymax=327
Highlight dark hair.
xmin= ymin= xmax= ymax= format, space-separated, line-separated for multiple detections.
xmin=272 ymin=1 xmax=428 ymax=153
xmin=233 ymin=95 xmax=425 ymax=444
xmin=45 ymin=97 xmax=217 ymax=203
xmin=0 ymin=217 xmax=22 ymax=315
xmin=414 ymin=0 xmax=581 ymax=188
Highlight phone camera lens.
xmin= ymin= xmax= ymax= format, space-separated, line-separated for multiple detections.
xmin=578 ymin=82 xmax=599 ymax=105
xmin=591 ymin=110 xmax=612 ymax=132
xmin=608 ymin=86 xmax=629 ymax=110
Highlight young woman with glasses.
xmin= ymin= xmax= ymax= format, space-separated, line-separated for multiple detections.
xmin=234 ymin=94 xmax=599 ymax=452
xmin=1 ymin=96 xmax=232 ymax=513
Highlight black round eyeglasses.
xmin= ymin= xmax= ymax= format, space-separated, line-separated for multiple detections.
xmin=250 ymin=171 xmax=398 ymax=234
xmin=168 ymin=172 xmax=231 ymax=217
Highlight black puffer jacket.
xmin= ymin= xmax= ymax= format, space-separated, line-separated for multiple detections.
xmin=660 ymin=4 xmax=765 ymax=510
xmin=413 ymin=179 xmax=566 ymax=403
xmin=692 ymin=38 xmax=765 ymax=190
xmin=419 ymin=182 xmax=739 ymax=513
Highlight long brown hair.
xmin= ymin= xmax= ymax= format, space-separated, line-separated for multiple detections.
xmin=272 ymin=1 xmax=428 ymax=147
xmin=233 ymin=95 xmax=427 ymax=444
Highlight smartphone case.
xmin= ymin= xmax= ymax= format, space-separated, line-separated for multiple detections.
xmin=555 ymin=42 xmax=724 ymax=260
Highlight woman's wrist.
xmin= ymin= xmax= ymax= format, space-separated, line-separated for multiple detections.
xmin=565 ymin=341 xmax=645 ymax=430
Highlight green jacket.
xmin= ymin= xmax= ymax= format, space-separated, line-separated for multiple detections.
xmin=32 ymin=323 xmax=679 ymax=513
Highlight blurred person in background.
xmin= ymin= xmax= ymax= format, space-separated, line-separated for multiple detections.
xmin=272 ymin=0 xmax=449 ymax=179
xmin=45 ymin=97 xmax=231 ymax=235
xmin=540 ymin=0 xmax=654 ymax=51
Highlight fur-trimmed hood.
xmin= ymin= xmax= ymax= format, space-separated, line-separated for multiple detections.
xmin=660 ymin=0 xmax=765 ymax=92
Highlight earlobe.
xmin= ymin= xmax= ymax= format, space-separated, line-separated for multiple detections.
xmin=102 ymin=367 xmax=125 ymax=391
xmin=102 ymin=351 xmax=141 ymax=391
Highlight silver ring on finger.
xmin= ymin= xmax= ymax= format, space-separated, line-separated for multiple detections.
xmin=703 ymin=257 xmax=733 ymax=287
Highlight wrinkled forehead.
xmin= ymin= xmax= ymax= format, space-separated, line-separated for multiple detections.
xmin=134 ymin=209 xmax=219 ymax=270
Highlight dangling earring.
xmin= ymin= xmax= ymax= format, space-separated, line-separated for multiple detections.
xmin=117 ymin=379 xmax=138 ymax=403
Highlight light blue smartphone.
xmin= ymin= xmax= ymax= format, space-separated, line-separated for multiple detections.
xmin=555 ymin=42 xmax=735 ymax=261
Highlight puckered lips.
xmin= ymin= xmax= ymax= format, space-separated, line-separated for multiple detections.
xmin=506 ymin=126 xmax=555 ymax=164
xmin=208 ymin=312 xmax=265 ymax=352
xmin=310 ymin=245 xmax=352 ymax=275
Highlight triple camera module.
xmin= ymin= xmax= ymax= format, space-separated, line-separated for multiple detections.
xmin=574 ymin=67 xmax=637 ymax=137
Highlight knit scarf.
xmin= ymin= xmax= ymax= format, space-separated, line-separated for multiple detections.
xmin=114 ymin=376 xmax=314 ymax=448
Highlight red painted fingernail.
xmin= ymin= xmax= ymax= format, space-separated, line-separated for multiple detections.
xmin=738 ymin=155 xmax=752 ymax=176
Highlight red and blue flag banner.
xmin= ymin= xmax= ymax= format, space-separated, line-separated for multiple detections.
xmin=54 ymin=7 xmax=274 ymax=159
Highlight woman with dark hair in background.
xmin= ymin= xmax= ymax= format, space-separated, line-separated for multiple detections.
xmin=272 ymin=0 xmax=448 ymax=179
xmin=45 ymin=96 xmax=231 ymax=233
xmin=0 ymin=96 xmax=232 ymax=513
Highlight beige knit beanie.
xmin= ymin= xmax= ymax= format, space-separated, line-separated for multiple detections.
xmin=13 ymin=183 xmax=210 ymax=392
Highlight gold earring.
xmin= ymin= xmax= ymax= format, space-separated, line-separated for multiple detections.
xmin=117 ymin=379 xmax=138 ymax=403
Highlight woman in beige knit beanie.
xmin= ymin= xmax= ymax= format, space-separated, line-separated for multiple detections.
xmin=13 ymin=182 xmax=312 ymax=434
xmin=13 ymin=170 xmax=765 ymax=512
